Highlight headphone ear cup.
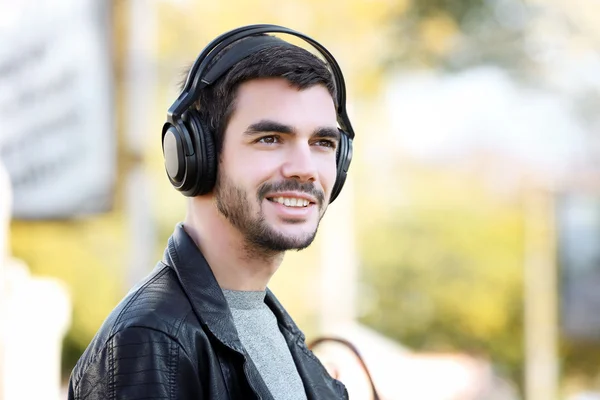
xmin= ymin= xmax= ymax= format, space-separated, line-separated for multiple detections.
xmin=186 ymin=110 xmax=217 ymax=195
xmin=162 ymin=124 xmax=185 ymax=183
xmin=330 ymin=130 xmax=353 ymax=203
xmin=162 ymin=122 xmax=197 ymax=194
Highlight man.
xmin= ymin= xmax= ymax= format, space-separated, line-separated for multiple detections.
xmin=68 ymin=24 xmax=354 ymax=399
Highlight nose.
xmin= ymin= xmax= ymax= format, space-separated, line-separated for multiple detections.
xmin=281 ymin=143 xmax=318 ymax=182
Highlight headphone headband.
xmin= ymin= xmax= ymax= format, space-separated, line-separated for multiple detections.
xmin=201 ymin=36 xmax=294 ymax=85
xmin=167 ymin=24 xmax=354 ymax=139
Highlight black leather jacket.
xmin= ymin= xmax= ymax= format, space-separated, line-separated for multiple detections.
xmin=68 ymin=224 xmax=348 ymax=399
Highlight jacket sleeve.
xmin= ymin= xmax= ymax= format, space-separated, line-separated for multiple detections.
xmin=69 ymin=327 xmax=203 ymax=400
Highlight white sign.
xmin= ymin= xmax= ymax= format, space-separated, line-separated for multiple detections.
xmin=0 ymin=0 xmax=115 ymax=219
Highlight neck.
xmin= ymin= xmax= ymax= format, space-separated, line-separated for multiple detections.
xmin=183 ymin=196 xmax=284 ymax=291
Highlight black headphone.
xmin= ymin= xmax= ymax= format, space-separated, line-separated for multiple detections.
xmin=162 ymin=24 xmax=355 ymax=203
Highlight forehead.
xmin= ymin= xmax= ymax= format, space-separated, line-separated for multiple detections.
xmin=229 ymin=78 xmax=337 ymax=131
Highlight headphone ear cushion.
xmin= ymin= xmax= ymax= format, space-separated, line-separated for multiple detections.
xmin=330 ymin=130 xmax=353 ymax=203
xmin=186 ymin=111 xmax=217 ymax=195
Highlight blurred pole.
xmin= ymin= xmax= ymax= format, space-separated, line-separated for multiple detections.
xmin=0 ymin=161 xmax=10 ymax=400
xmin=124 ymin=0 xmax=158 ymax=287
xmin=319 ymin=176 xmax=357 ymax=332
xmin=523 ymin=184 xmax=559 ymax=400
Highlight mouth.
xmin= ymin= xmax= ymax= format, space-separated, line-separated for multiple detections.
xmin=265 ymin=195 xmax=316 ymax=208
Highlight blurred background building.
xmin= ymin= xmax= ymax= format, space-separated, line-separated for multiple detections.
xmin=1 ymin=0 xmax=600 ymax=399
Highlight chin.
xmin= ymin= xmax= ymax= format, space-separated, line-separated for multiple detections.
xmin=285 ymin=234 xmax=318 ymax=251
xmin=271 ymin=225 xmax=319 ymax=250
xmin=274 ymin=219 xmax=317 ymax=236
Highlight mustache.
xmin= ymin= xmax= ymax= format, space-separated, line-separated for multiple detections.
xmin=257 ymin=180 xmax=325 ymax=206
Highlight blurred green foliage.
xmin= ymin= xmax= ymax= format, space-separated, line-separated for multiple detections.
xmin=356 ymin=161 xmax=525 ymax=385
xmin=386 ymin=0 xmax=535 ymax=73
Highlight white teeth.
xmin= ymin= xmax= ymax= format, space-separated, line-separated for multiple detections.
xmin=272 ymin=197 xmax=310 ymax=207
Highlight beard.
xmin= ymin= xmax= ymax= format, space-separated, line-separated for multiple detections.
xmin=214 ymin=172 xmax=326 ymax=254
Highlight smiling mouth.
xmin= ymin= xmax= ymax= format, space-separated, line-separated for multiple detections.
xmin=266 ymin=196 xmax=313 ymax=208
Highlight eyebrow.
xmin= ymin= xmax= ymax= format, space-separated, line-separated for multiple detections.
xmin=244 ymin=119 xmax=340 ymax=141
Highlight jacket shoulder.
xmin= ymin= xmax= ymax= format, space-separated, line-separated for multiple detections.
xmin=111 ymin=263 xmax=194 ymax=335
xmin=69 ymin=325 xmax=203 ymax=400
xmin=71 ymin=264 xmax=197 ymax=389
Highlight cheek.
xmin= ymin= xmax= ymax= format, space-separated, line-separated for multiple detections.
xmin=224 ymin=153 xmax=279 ymax=190
xmin=321 ymin=157 xmax=339 ymax=194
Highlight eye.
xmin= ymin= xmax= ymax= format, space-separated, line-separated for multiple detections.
xmin=314 ymin=139 xmax=337 ymax=149
xmin=257 ymin=135 xmax=280 ymax=144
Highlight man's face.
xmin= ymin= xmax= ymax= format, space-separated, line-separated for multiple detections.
xmin=215 ymin=78 xmax=339 ymax=252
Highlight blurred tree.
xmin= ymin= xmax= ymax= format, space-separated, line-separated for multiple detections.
xmin=356 ymin=160 xmax=526 ymax=388
xmin=365 ymin=0 xmax=600 ymax=393
xmin=385 ymin=0 xmax=536 ymax=73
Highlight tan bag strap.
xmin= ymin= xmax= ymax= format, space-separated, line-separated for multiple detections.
xmin=308 ymin=336 xmax=381 ymax=400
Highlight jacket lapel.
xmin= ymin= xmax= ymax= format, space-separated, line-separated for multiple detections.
xmin=265 ymin=291 xmax=348 ymax=400
xmin=162 ymin=224 xmax=244 ymax=354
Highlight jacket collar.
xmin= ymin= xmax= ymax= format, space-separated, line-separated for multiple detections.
xmin=163 ymin=223 xmax=346 ymax=399
xmin=162 ymin=223 xmax=304 ymax=351
xmin=162 ymin=223 xmax=244 ymax=353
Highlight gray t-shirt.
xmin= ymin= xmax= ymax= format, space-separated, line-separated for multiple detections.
xmin=222 ymin=289 xmax=307 ymax=400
